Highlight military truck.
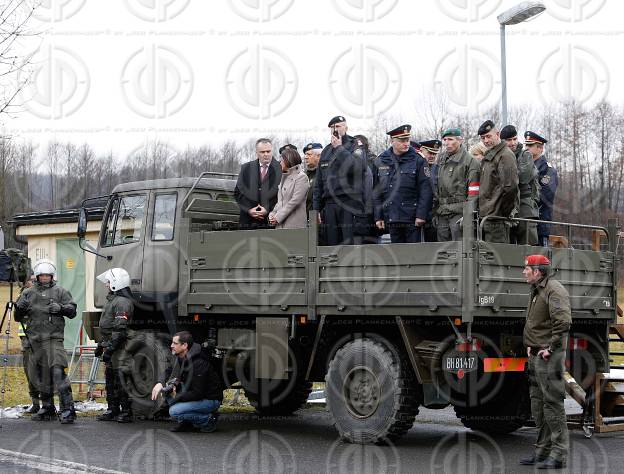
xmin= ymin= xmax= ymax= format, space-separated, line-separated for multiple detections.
xmin=77 ymin=173 xmax=619 ymax=444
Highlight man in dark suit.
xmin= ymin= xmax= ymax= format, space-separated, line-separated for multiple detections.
xmin=234 ymin=138 xmax=281 ymax=229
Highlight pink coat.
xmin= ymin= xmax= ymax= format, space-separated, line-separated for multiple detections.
xmin=270 ymin=165 xmax=310 ymax=229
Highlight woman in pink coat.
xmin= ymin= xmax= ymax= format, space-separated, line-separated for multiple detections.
xmin=269 ymin=148 xmax=310 ymax=229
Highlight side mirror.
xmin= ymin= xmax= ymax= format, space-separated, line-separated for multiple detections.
xmin=77 ymin=208 xmax=88 ymax=239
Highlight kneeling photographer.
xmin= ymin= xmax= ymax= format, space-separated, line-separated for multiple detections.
xmin=151 ymin=331 xmax=223 ymax=433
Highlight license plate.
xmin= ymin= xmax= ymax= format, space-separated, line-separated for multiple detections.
xmin=442 ymin=352 xmax=478 ymax=373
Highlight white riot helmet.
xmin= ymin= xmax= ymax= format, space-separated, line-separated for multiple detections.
xmin=97 ymin=268 xmax=131 ymax=292
xmin=33 ymin=259 xmax=57 ymax=280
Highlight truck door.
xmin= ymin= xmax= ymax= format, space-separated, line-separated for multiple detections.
xmin=94 ymin=193 xmax=147 ymax=307
xmin=141 ymin=191 xmax=180 ymax=310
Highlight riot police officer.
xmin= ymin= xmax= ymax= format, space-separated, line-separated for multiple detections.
xmin=501 ymin=125 xmax=540 ymax=245
xmin=525 ymin=131 xmax=558 ymax=247
xmin=95 ymin=268 xmax=134 ymax=423
xmin=373 ymin=125 xmax=432 ymax=243
xmin=17 ymin=276 xmax=40 ymax=414
xmin=14 ymin=259 xmax=77 ymax=423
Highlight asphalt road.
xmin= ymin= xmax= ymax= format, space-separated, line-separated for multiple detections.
xmin=0 ymin=406 xmax=622 ymax=474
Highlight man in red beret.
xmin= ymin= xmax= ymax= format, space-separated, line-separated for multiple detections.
xmin=520 ymin=254 xmax=571 ymax=470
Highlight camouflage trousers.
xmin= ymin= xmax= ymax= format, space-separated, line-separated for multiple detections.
xmin=20 ymin=336 xmax=40 ymax=399
xmin=528 ymin=352 xmax=569 ymax=463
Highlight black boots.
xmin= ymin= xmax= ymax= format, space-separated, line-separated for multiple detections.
xmin=97 ymin=408 xmax=120 ymax=421
xmin=32 ymin=403 xmax=56 ymax=421
xmin=25 ymin=398 xmax=40 ymax=414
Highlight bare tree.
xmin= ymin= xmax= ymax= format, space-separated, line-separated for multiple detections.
xmin=0 ymin=0 xmax=38 ymax=116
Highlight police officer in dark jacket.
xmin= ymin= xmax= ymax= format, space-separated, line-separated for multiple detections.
xmin=373 ymin=125 xmax=433 ymax=243
xmin=525 ymin=131 xmax=558 ymax=247
xmin=95 ymin=268 xmax=134 ymax=423
xmin=152 ymin=331 xmax=224 ymax=433
xmin=14 ymin=259 xmax=77 ymax=423
xmin=416 ymin=139 xmax=441 ymax=242
xmin=312 ymin=116 xmax=365 ymax=245
xmin=303 ymin=142 xmax=323 ymax=213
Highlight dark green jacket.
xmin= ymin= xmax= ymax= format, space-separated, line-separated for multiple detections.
xmin=14 ymin=281 xmax=77 ymax=341
xmin=514 ymin=144 xmax=540 ymax=211
xmin=434 ymin=145 xmax=481 ymax=217
xmin=99 ymin=291 xmax=133 ymax=351
xmin=523 ymin=275 xmax=571 ymax=352
xmin=479 ymin=141 xmax=519 ymax=217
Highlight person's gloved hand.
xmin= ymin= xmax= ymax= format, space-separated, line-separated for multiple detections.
xmin=102 ymin=350 xmax=112 ymax=363
xmin=94 ymin=343 xmax=104 ymax=358
xmin=48 ymin=302 xmax=61 ymax=314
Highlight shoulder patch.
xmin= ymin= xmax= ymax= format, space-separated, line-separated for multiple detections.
xmin=540 ymin=175 xmax=551 ymax=185
xmin=114 ymin=312 xmax=128 ymax=320
xmin=423 ymin=166 xmax=431 ymax=177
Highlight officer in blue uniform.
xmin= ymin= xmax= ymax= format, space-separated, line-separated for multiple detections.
xmin=373 ymin=125 xmax=433 ymax=243
xmin=419 ymin=139 xmax=442 ymax=242
xmin=525 ymin=131 xmax=558 ymax=247
xmin=312 ymin=115 xmax=365 ymax=245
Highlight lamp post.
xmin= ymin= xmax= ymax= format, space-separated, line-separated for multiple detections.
xmin=497 ymin=1 xmax=546 ymax=126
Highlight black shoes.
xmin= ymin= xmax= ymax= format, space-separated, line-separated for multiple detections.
xmin=115 ymin=411 xmax=133 ymax=423
xmin=25 ymin=401 xmax=40 ymax=414
xmin=536 ymin=457 xmax=565 ymax=470
xmin=519 ymin=454 xmax=547 ymax=466
xmin=32 ymin=405 xmax=56 ymax=421
xmin=199 ymin=415 xmax=218 ymax=433
xmin=97 ymin=409 xmax=120 ymax=421
xmin=169 ymin=421 xmax=197 ymax=433
xmin=59 ymin=408 xmax=76 ymax=424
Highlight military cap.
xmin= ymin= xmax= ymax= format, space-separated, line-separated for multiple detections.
xmin=525 ymin=254 xmax=550 ymax=266
xmin=328 ymin=115 xmax=346 ymax=127
xmin=420 ymin=139 xmax=442 ymax=153
xmin=303 ymin=142 xmax=323 ymax=153
xmin=279 ymin=144 xmax=297 ymax=155
xmin=410 ymin=140 xmax=421 ymax=150
xmin=387 ymin=124 xmax=412 ymax=139
xmin=441 ymin=128 xmax=462 ymax=138
xmin=478 ymin=120 xmax=496 ymax=136
xmin=500 ymin=125 xmax=517 ymax=140
xmin=524 ymin=131 xmax=548 ymax=145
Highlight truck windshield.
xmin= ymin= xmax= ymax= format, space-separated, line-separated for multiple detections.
xmin=102 ymin=194 xmax=147 ymax=246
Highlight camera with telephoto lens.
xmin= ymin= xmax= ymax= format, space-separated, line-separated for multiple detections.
xmin=0 ymin=248 xmax=31 ymax=283
xmin=161 ymin=378 xmax=178 ymax=394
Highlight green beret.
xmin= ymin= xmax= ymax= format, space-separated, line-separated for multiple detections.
xmin=441 ymin=128 xmax=462 ymax=138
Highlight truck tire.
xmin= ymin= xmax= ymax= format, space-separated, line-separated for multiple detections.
xmin=453 ymin=374 xmax=530 ymax=434
xmin=119 ymin=332 xmax=172 ymax=419
xmin=245 ymin=379 xmax=313 ymax=416
xmin=325 ymin=337 xmax=418 ymax=444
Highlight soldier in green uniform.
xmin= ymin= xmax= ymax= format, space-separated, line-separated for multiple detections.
xmin=14 ymin=259 xmax=77 ymax=423
xmin=478 ymin=120 xmax=519 ymax=243
xmin=520 ymin=254 xmax=570 ymax=470
xmin=17 ymin=276 xmax=40 ymax=414
xmin=501 ymin=125 xmax=539 ymax=245
xmin=95 ymin=268 xmax=134 ymax=423
xmin=434 ymin=128 xmax=480 ymax=241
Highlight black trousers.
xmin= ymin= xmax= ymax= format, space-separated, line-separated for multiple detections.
xmin=388 ymin=222 xmax=423 ymax=243
xmin=105 ymin=361 xmax=131 ymax=412
xmin=323 ymin=201 xmax=356 ymax=245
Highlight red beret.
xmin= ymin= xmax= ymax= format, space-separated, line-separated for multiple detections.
xmin=525 ymin=255 xmax=550 ymax=266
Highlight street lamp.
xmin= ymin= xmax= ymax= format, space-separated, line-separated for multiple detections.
xmin=498 ymin=1 xmax=546 ymax=126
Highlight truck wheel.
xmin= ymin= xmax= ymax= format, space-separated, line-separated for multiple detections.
xmin=453 ymin=374 xmax=530 ymax=434
xmin=245 ymin=379 xmax=313 ymax=416
xmin=325 ymin=337 xmax=418 ymax=444
xmin=120 ymin=332 xmax=172 ymax=419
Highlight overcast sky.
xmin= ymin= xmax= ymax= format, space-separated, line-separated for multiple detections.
xmin=3 ymin=0 xmax=620 ymax=159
